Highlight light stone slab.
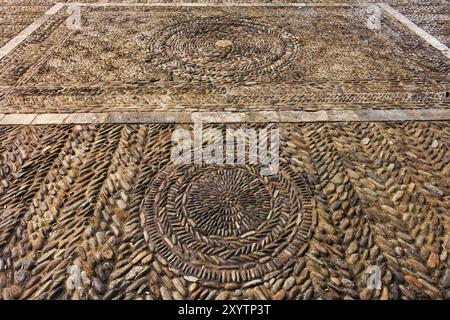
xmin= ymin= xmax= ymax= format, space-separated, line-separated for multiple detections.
xmin=192 ymin=112 xmax=246 ymax=123
xmin=0 ymin=114 xmax=37 ymax=125
xmin=65 ymin=113 xmax=108 ymax=124
xmin=32 ymin=114 xmax=70 ymax=124
xmin=106 ymin=112 xmax=191 ymax=123
xmin=280 ymin=111 xmax=329 ymax=122
xmin=327 ymin=110 xmax=359 ymax=122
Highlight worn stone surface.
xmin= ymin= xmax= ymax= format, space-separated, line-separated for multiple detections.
xmin=0 ymin=1 xmax=449 ymax=113
xmin=0 ymin=0 xmax=52 ymax=47
xmin=0 ymin=0 xmax=449 ymax=301
xmin=0 ymin=122 xmax=448 ymax=300
xmin=1 ymin=1 xmax=448 ymax=50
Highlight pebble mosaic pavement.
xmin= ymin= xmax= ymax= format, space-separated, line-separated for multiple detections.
xmin=0 ymin=1 xmax=449 ymax=113
xmin=0 ymin=1 xmax=449 ymax=300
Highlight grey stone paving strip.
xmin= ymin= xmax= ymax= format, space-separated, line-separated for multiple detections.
xmin=0 ymin=3 xmax=64 ymax=60
xmin=106 ymin=112 xmax=192 ymax=124
xmin=0 ymin=114 xmax=37 ymax=125
xmin=192 ymin=112 xmax=246 ymax=123
xmin=0 ymin=109 xmax=449 ymax=125
xmin=65 ymin=113 xmax=108 ymax=124
xmin=32 ymin=113 xmax=70 ymax=124
xmin=378 ymin=3 xmax=450 ymax=59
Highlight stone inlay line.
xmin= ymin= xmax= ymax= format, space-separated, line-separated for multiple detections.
xmin=0 ymin=109 xmax=449 ymax=125
xmin=0 ymin=3 xmax=65 ymax=61
xmin=378 ymin=3 xmax=450 ymax=59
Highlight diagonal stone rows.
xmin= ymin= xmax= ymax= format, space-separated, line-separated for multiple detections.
xmin=0 ymin=122 xmax=447 ymax=299
xmin=329 ymin=122 xmax=444 ymax=298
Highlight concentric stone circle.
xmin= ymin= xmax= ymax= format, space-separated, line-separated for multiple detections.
xmin=185 ymin=167 xmax=271 ymax=237
xmin=141 ymin=164 xmax=313 ymax=286
xmin=144 ymin=16 xmax=300 ymax=82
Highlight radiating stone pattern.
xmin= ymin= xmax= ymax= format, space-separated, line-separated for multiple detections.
xmin=142 ymin=15 xmax=301 ymax=83
xmin=0 ymin=3 xmax=448 ymax=113
xmin=0 ymin=122 xmax=449 ymax=300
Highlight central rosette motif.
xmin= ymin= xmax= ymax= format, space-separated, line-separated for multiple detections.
xmin=141 ymin=164 xmax=314 ymax=286
xmin=144 ymin=16 xmax=300 ymax=82
xmin=185 ymin=168 xmax=270 ymax=237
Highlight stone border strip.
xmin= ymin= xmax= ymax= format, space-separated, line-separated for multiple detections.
xmin=0 ymin=109 xmax=449 ymax=125
xmin=0 ymin=3 xmax=65 ymax=60
xmin=378 ymin=3 xmax=450 ymax=59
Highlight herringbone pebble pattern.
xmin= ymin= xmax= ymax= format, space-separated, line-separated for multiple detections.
xmin=0 ymin=123 xmax=448 ymax=300
xmin=0 ymin=0 xmax=449 ymax=301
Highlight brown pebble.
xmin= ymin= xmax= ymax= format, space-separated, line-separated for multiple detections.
xmin=404 ymin=275 xmax=422 ymax=288
xmin=0 ymin=274 xmax=7 ymax=288
xmin=6 ymin=285 xmax=22 ymax=299
xmin=100 ymin=246 xmax=114 ymax=260
xmin=380 ymin=287 xmax=389 ymax=300
xmin=427 ymin=253 xmax=439 ymax=269
xmin=272 ymin=290 xmax=286 ymax=300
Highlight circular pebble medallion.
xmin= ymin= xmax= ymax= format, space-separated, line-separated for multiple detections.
xmin=141 ymin=164 xmax=314 ymax=287
xmin=144 ymin=16 xmax=300 ymax=82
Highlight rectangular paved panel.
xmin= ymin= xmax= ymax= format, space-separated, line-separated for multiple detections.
xmin=0 ymin=3 xmax=448 ymax=113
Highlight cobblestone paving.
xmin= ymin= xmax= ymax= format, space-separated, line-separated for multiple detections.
xmin=0 ymin=0 xmax=52 ymax=47
xmin=1 ymin=1 xmax=449 ymax=49
xmin=0 ymin=0 xmax=449 ymax=300
xmin=0 ymin=122 xmax=449 ymax=300
xmin=389 ymin=0 xmax=450 ymax=46
xmin=0 ymin=2 xmax=448 ymax=113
